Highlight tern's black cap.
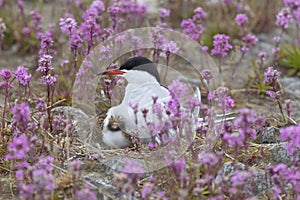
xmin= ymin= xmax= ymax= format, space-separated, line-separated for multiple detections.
xmin=119 ymin=57 xmax=161 ymax=83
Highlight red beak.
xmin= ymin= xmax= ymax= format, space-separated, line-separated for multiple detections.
xmin=98 ymin=69 xmax=126 ymax=76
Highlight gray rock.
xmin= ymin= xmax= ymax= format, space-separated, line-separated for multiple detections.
xmin=266 ymin=142 xmax=299 ymax=165
xmin=260 ymin=127 xmax=281 ymax=144
xmin=218 ymin=162 xmax=273 ymax=196
xmin=83 ymin=173 xmax=121 ymax=200
xmin=280 ymin=76 xmax=300 ymax=99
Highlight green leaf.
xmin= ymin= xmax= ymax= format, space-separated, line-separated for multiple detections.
xmin=279 ymin=45 xmax=300 ymax=76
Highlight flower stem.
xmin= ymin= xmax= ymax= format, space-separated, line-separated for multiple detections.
xmin=218 ymin=57 xmax=224 ymax=85
xmin=47 ymin=84 xmax=53 ymax=132
xmin=277 ymin=99 xmax=286 ymax=124
xmin=1 ymin=85 xmax=8 ymax=142
xmin=162 ymin=53 xmax=170 ymax=83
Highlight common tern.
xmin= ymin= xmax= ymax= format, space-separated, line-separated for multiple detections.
xmin=99 ymin=57 xmax=200 ymax=149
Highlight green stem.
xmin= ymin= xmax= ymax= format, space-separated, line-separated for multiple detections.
xmin=47 ymin=83 xmax=53 ymax=133
xmin=218 ymin=57 xmax=224 ymax=86
xmin=1 ymin=85 xmax=8 ymax=143
xmin=277 ymin=100 xmax=286 ymax=124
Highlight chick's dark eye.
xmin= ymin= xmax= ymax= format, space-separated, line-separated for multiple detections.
xmin=111 ymin=122 xmax=120 ymax=130
xmin=107 ymin=115 xmax=124 ymax=131
xmin=108 ymin=120 xmax=121 ymax=131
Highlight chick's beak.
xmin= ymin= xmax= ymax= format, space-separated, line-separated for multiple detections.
xmin=98 ymin=69 xmax=126 ymax=76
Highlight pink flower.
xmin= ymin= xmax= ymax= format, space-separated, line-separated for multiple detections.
xmin=0 ymin=68 xmax=11 ymax=79
xmin=259 ymin=51 xmax=266 ymax=59
xmin=211 ymin=34 xmax=232 ymax=57
xmin=193 ymin=7 xmax=207 ymax=21
xmin=40 ymin=74 xmax=57 ymax=85
xmin=235 ymin=13 xmax=248 ymax=27
xmin=234 ymin=108 xmax=261 ymax=140
xmin=181 ymin=18 xmax=203 ymax=40
xmin=22 ymin=27 xmax=30 ymax=36
xmin=241 ymin=34 xmax=258 ymax=53
xmin=266 ymin=90 xmax=281 ymax=99
xmin=141 ymin=182 xmax=154 ymax=198
xmin=168 ymin=80 xmax=188 ymax=99
xmin=263 ymin=66 xmax=281 ymax=85
xmin=59 ymin=17 xmax=77 ymax=34
xmin=15 ymin=66 xmax=32 ymax=86
xmin=11 ymin=102 xmax=30 ymax=126
xmin=75 ymin=184 xmax=97 ymax=200
xmin=276 ymin=8 xmax=293 ymax=29
xmin=37 ymin=54 xmax=53 ymax=72
xmin=273 ymin=36 xmax=281 ymax=43
xmin=159 ymin=8 xmax=170 ymax=18
xmin=208 ymin=87 xmax=234 ymax=112
xmin=162 ymin=41 xmax=179 ymax=54
xmin=201 ymin=69 xmax=213 ymax=84
xmin=280 ymin=124 xmax=300 ymax=154
xmin=32 ymin=169 xmax=55 ymax=191
xmin=5 ymin=134 xmax=30 ymax=160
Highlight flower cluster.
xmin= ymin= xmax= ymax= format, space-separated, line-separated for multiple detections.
xmin=30 ymin=8 xmax=42 ymax=36
xmin=59 ymin=17 xmax=77 ymax=34
xmin=114 ymin=159 xmax=144 ymax=197
xmin=235 ymin=13 xmax=248 ymax=27
xmin=5 ymin=131 xmax=56 ymax=199
xmin=5 ymin=134 xmax=30 ymax=160
xmin=208 ymin=87 xmax=234 ymax=112
xmin=280 ymin=123 xmax=300 ymax=155
xmin=211 ymin=34 xmax=233 ymax=57
xmin=181 ymin=7 xmax=206 ymax=41
xmin=283 ymin=0 xmax=300 ymax=24
xmin=11 ymin=102 xmax=31 ymax=130
xmin=241 ymin=33 xmax=258 ymax=52
xmin=141 ymin=177 xmax=155 ymax=198
xmin=15 ymin=66 xmax=32 ymax=86
xmin=0 ymin=69 xmax=12 ymax=88
xmin=168 ymin=79 xmax=188 ymax=100
xmin=16 ymin=156 xmax=56 ymax=199
xmin=37 ymin=54 xmax=57 ymax=85
xmin=59 ymin=14 xmax=83 ymax=55
xmin=193 ymin=7 xmax=207 ymax=21
xmin=159 ymin=8 xmax=170 ymax=19
xmin=38 ymin=30 xmax=56 ymax=57
xmin=162 ymin=40 xmax=179 ymax=54
xmin=162 ymin=40 xmax=179 ymax=62
xmin=69 ymin=161 xmax=97 ymax=200
xmin=268 ymin=163 xmax=300 ymax=199
xmin=201 ymin=69 xmax=213 ymax=85
xmin=75 ymin=184 xmax=97 ymax=200
xmin=82 ymin=0 xmax=105 ymax=21
xmin=263 ymin=66 xmax=281 ymax=86
xmin=276 ymin=8 xmax=293 ymax=30
xmin=263 ymin=66 xmax=282 ymax=99
xmin=228 ymin=170 xmax=253 ymax=195
xmin=108 ymin=0 xmax=147 ymax=31
xmin=223 ymin=109 xmax=265 ymax=147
